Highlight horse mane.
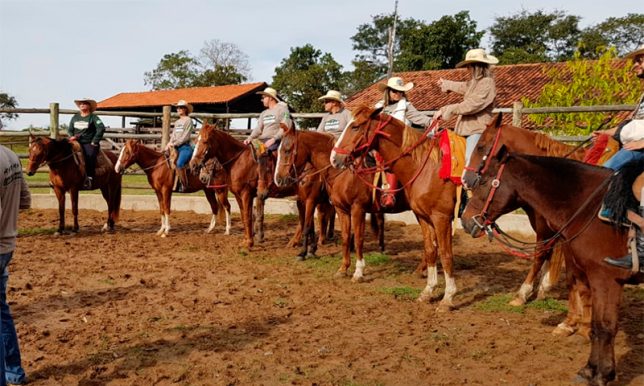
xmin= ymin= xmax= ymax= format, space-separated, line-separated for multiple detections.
xmin=400 ymin=121 xmax=439 ymax=164
xmin=603 ymin=158 xmax=643 ymax=224
xmin=528 ymin=129 xmax=584 ymax=159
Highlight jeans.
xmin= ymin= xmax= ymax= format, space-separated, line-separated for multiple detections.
xmin=262 ymin=138 xmax=281 ymax=153
xmin=0 ymin=252 xmax=26 ymax=385
xmin=176 ymin=144 xmax=193 ymax=169
xmin=602 ymin=149 xmax=644 ymax=170
xmin=81 ymin=143 xmax=98 ymax=178
xmin=465 ymin=133 xmax=482 ymax=166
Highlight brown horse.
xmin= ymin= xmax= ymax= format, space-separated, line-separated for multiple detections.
xmin=274 ymin=127 xmax=411 ymax=280
xmin=189 ymin=124 xmax=331 ymax=253
xmin=331 ymin=106 xmax=458 ymax=309
xmin=461 ymin=150 xmax=639 ymax=385
xmin=467 ymin=118 xmax=618 ymax=335
xmin=114 ymin=139 xmax=231 ymax=237
xmin=26 ymin=135 xmax=122 ymax=234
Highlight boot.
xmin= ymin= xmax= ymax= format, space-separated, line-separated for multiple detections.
xmin=174 ymin=169 xmax=186 ymax=193
xmin=83 ymin=176 xmax=93 ymax=190
xmin=380 ymin=172 xmax=397 ymax=208
xmin=604 ymin=206 xmax=644 ymax=273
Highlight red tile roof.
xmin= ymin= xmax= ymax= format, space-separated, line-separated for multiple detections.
xmin=98 ymin=82 xmax=267 ymax=109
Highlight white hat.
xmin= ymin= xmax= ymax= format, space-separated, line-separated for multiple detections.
xmin=318 ymin=90 xmax=344 ymax=103
xmin=74 ymin=98 xmax=97 ymax=112
xmin=377 ymin=77 xmax=414 ymax=92
xmin=256 ymin=87 xmax=281 ymax=102
xmin=625 ymin=44 xmax=644 ymax=60
xmin=175 ymin=100 xmax=194 ymax=114
xmin=456 ymin=48 xmax=499 ymax=68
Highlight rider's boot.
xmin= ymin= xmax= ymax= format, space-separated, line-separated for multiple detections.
xmin=380 ymin=172 xmax=397 ymax=208
xmin=174 ymin=168 xmax=186 ymax=193
xmin=604 ymin=206 xmax=644 ymax=273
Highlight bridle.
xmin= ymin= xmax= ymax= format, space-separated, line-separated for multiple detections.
xmin=332 ymin=114 xmax=393 ymax=165
xmin=463 ymin=125 xmax=504 ymax=190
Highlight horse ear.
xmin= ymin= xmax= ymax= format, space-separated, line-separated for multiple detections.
xmin=280 ymin=122 xmax=292 ymax=134
xmin=494 ymin=144 xmax=509 ymax=161
xmin=494 ymin=113 xmax=503 ymax=128
xmin=370 ymin=107 xmax=383 ymax=119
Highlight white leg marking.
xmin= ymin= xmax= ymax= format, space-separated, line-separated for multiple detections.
xmin=225 ymin=209 xmax=231 ymax=235
xmin=418 ymin=266 xmax=438 ymax=302
xmin=443 ymin=273 xmax=457 ymax=303
xmin=352 ymin=259 xmax=366 ymax=281
xmin=206 ymin=214 xmax=217 ymax=233
xmin=157 ymin=215 xmax=165 ymax=236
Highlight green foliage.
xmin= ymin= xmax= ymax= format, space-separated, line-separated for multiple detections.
xmin=474 ymin=294 xmax=524 ymax=313
xmin=379 ymin=286 xmax=422 ymax=301
xmin=144 ymin=50 xmax=201 ymax=90
xmin=489 ymin=10 xmax=581 ymax=64
xmin=578 ymin=13 xmax=644 ymax=59
xmin=271 ymin=44 xmax=345 ymax=128
xmin=523 ymin=48 xmax=641 ymax=135
xmin=364 ymin=252 xmax=390 ymax=265
xmin=0 ymin=92 xmax=19 ymax=122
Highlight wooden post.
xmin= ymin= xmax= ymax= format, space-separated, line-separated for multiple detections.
xmin=512 ymin=101 xmax=523 ymax=127
xmin=49 ymin=102 xmax=59 ymax=139
xmin=161 ymin=105 xmax=171 ymax=148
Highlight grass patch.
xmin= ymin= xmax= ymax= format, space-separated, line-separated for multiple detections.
xmin=304 ymin=254 xmax=339 ymax=272
xmin=277 ymin=213 xmax=298 ymax=222
xmin=624 ymin=285 xmax=644 ymax=301
xmin=18 ymin=227 xmax=57 ymax=236
xmin=379 ymin=286 xmax=422 ymax=301
xmin=474 ymin=294 xmax=524 ymax=314
xmin=526 ymin=298 xmax=568 ymax=313
xmin=364 ymin=252 xmax=390 ymax=265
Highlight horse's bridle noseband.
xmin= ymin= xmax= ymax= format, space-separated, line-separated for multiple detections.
xmin=332 ymin=114 xmax=393 ymax=166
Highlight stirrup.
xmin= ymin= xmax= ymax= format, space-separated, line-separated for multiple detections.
xmin=83 ymin=177 xmax=93 ymax=190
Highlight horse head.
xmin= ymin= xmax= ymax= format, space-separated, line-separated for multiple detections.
xmin=190 ymin=124 xmax=216 ymax=172
xmin=330 ymin=105 xmax=385 ymax=169
xmin=461 ymin=144 xmax=518 ymax=238
xmin=115 ymin=139 xmax=141 ymax=174
xmin=26 ymin=134 xmax=50 ymax=176
xmin=462 ymin=113 xmax=504 ymax=190
xmin=274 ymin=122 xmax=298 ymax=187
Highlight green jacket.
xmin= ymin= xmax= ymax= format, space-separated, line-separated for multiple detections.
xmin=68 ymin=113 xmax=106 ymax=145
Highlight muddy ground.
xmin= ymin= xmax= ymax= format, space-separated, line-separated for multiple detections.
xmin=7 ymin=209 xmax=644 ymax=385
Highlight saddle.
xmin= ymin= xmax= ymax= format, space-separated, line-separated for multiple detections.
xmin=249 ymin=139 xmax=268 ymax=162
xmin=437 ymin=129 xmax=466 ymax=185
xmin=167 ymin=146 xmax=178 ymax=170
xmin=70 ymin=141 xmax=113 ymax=178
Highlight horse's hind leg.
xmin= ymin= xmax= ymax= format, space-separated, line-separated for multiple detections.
xmin=100 ymin=186 xmax=114 ymax=232
xmin=304 ymin=198 xmax=318 ymax=259
xmin=509 ymin=252 xmax=547 ymax=306
xmin=417 ymin=220 xmax=439 ymax=303
xmin=54 ymin=187 xmax=66 ymax=235
xmin=335 ymin=211 xmax=351 ymax=277
xmin=350 ymin=206 xmax=367 ymax=282
xmin=70 ymin=189 xmax=80 ymax=233
xmin=204 ymin=190 xmax=219 ymax=233
xmin=254 ymin=197 xmax=266 ymax=243
xmin=433 ymin=214 xmax=456 ymax=312
xmin=289 ymin=200 xmax=304 ymax=249
xmin=218 ymin=190 xmax=232 ymax=235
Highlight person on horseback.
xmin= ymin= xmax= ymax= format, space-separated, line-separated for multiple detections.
xmin=68 ymin=98 xmax=105 ymax=189
xmin=243 ymin=87 xmax=292 ymax=152
xmin=317 ymin=90 xmax=352 ymax=138
xmin=375 ymin=77 xmax=432 ymax=207
xmin=164 ymin=100 xmax=194 ymax=193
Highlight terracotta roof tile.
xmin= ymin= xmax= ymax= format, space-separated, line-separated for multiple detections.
xmin=98 ymin=82 xmax=267 ymax=109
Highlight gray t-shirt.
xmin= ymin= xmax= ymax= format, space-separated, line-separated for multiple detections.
xmin=169 ymin=116 xmax=194 ymax=147
xmin=633 ymin=92 xmax=644 ymax=120
xmin=0 ymin=145 xmax=31 ymax=254
xmin=249 ymin=102 xmax=292 ymax=141
xmin=317 ymin=108 xmax=352 ymax=136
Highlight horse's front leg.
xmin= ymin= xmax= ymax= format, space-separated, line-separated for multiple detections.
xmin=54 ymin=187 xmax=66 ymax=235
xmin=204 ymin=189 xmax=219 ymax=234
xmin=510 ymin=250 xmax=548 ymax=306
xmin=71 ymin=188 xmax=80 ymax=233
xmin=417 ymin=219 xmax=438 ymax=303
xmin=303 ymin=197 xmax=318 ymax=259
xmin=241 ymin=191 xmax=254 ymax=249
xmin=288 ymin=200 xmax=304 ymax=249
xmin=335 ymin=211 xmax=351 ymax=277
xmin=432 ymin=213 xmax=456 ymax=312
xmin=254 ymin=196 xmax=265 ymax=243
xmin=350 ymin=205 xmax=366 ymax=282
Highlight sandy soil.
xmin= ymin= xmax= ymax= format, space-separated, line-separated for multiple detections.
xmin=7 ymin=209 xmax=643 ymax=385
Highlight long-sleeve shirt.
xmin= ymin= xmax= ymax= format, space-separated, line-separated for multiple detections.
xmin=376 ymin=99 xmax=431 ymax=127
xmin=248 ymin=102 xmax=292 ymax=141
xmin=68 ymin=113 xmax=106 ymax=145
xmin=168 ymin=116 xmax=194 ymax=147
xmin=317 ymin=108 xmax=352 ymax=137
xmin=0 ymin=145 xmax=31 ymax=254
xmin=439 ymin=77 xmax=496 ymax=137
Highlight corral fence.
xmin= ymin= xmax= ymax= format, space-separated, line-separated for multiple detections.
xmin=0 ymin=102 xmax=635 ymax=191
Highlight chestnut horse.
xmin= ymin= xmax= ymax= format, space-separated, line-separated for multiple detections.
xmin=26 ymin=135 xmax=122 ymax=234
xmin=114 ymin=139 xmax=231 ymax=236
xmin=331 ymin=106 xmax=458 ymax=310
xmin=274 ymin=127 xmax=411 ymax=280
xmin=467 ymin=118 xmax=619 ymax=337
xmin=189 ymin=124 xmax=331 ymax=253
xmin=460 ymin=150 xmax=639 ymax=385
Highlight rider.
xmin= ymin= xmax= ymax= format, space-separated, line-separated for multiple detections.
xmin=375 ymin=77 xmax=432 ymax=207
xmin=317 ymin=90 xmax=352 ymax=138
xmin=598 ymin=44 xmax=644 ymax=272
xmin=243 ymin=87 xmax=292 ymax=151
xmin=68 ymin=98 xmax=105 ymax=189
xmin=164 ymin=100 xmax=195 ymax=193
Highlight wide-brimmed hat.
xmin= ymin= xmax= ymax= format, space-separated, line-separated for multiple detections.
xmin=256 ymin=87 xmax=281 ymax=102
xmin=74 ymin=98 xmax=97 ymax=112
xmin=377 ymin=77 xmax=414 ymax=92
xmin=456 ymin=48 xmax=499 ymax=68
xmin=175 ymin=100 xmax=194 ymax=114
xmin=625 ymin=44 xmax=644 ymax=60
xmin=318 ymin=90 xmax=344 ymax=103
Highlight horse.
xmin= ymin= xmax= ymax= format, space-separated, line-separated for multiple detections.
xmin=460 ymin=150 xmax=639 ymax=386
xmin=330 ymin=106 xmax=458 ymax=310
xmin=274 ymin=126 xmax=412 ymax=280
xmin=26 ymin=135 xmax=122 ymax=234
xmin=189 ymin=124 xmax=331 ymax=253
xmin=466 ymin=117 xmax=619 ymax=338
xmin=114 ymin=139 xmax=231 ymax=237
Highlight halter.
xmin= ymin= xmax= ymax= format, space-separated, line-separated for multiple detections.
xmin=332 ymin=114 xmax=393 ymax=160
xmin=463 ymin=124 xmax=503 ymax=189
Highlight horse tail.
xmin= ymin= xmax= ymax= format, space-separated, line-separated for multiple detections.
xmin=370 ymin=212 xmax=379 ymax=236
xmin=603 ymin=158 xmax=644 ymax=225
xmin=547 ymin=242 xmax=565 ymax=286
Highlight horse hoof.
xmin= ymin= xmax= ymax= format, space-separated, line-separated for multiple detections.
xmin=551 ymin=323 xmax=575 ymax=337
xmin=416 ymin=292 xmax=431 ymax=303
xmin=334 ymin=270 xmax=348 ymax=278
xmin=156 ymin=230 xmax=164 ymax=236
xmin=435 ymin=303 xmax=453 ymax=313
xmin=351 ymin=275 xmax=365 ymax=283
xmin=306 ymin=252 xmax=316 ymax=259
xmin=160 ymin=233 xmax=167 ymax=238
xmin=508 ymin=297 xmax=526 ymax=307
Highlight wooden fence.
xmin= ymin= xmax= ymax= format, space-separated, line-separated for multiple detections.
xmin=0 ymin=102 xmax=636 ymax=190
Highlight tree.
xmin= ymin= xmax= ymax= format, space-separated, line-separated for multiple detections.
xmin=271 ymin=44 xmax=345 ymax=128
xmin=577 ymin=14 xmax=644 ymax=59
xmin=199 ymin=39 xmax=251 ymax=81
xmin=522 ymin=48 xmax=641 ymax=135
xmin=489 ymin=10 xmax=581 ymax=64
xmin=0 ymin=92 xmax=19 ymax=125
xmin=144 ymin=50 xmax=201 ymax=90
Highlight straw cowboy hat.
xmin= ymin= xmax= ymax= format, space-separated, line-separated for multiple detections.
xmin=456 ymin=48 xmax=499 ymax=68
xmin=625 ymin=44 xmax=644 ymax=60
xmin=175 ymin=100 xmax=194 ymax=114
xmin=377 ymin=77 xmax=414 ymax=92
xmin=256 ymin=87 xmax=281 ymax=102
xmin=74 ymin=98 xmax=97 ymax=113
xmin=318 ymin=90 xmax=344 ymax=103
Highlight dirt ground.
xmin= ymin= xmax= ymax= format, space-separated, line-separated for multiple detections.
xmin=8 ymin=208 xmax=644 ymax=385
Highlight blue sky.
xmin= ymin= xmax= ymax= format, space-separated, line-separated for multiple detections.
xmin=0 ymin=0 xmax=640 ymax=130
